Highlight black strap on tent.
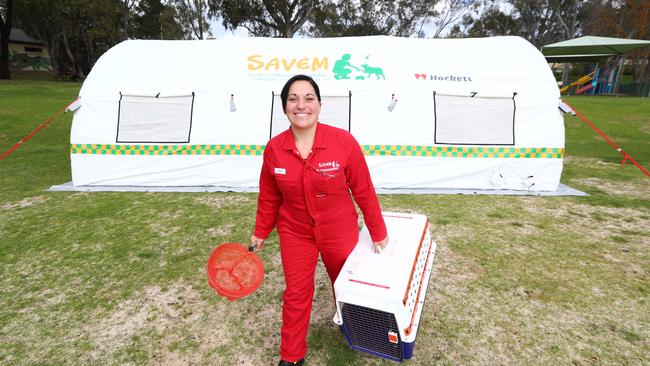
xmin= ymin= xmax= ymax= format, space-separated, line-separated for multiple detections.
xmin=348 ymin=90 xmax=352 ymax=132
xmin=432 ymin=91 xmax=438 ymax=144
xmin=269 ymin=91 xmax=275 ymax=140
xmin=511 ymin=92 xmax=518 ymax=147
xmin=187 ymin=92 xmax=195 ymax=143
xmin=115 ymin=92 xmax=123 ymax=142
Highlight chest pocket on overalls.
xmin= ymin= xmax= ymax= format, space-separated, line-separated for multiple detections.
xmin=314 ymin=169 xmax=345 ymax=199
xmin=275 ymin=174 xmax=297 ymax=195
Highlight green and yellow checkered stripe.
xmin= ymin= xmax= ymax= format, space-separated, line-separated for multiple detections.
xmin=70 ymin=144 xmax=265 ymax=156
xmin=362 ymin=145 xmax=563 ymax=159
xmin=70 ymin=144 xmax=563 ymax=159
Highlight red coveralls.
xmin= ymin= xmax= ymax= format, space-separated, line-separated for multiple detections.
xmin=254 ymin=122 xmax=387 ymax=362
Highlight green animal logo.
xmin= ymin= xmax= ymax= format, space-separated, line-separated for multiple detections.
xmin=361 ymin=64 xmax=385 ymax=80
xmin=333 ymin=54 xmax=384 ymax=80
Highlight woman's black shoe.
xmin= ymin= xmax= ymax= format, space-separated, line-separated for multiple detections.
xmin=278 ymin=359 xmax=304 ymax=366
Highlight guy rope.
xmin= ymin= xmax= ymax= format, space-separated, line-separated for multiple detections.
xmin=561 ymin=100 xmax=649 ymax=177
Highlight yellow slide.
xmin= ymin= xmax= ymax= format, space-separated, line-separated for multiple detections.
xmin=560 ymin=72 xmax=595 ymax=93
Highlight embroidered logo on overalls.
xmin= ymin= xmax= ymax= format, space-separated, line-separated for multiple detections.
xmin=317 ymin=160 xmax=341 ymax=172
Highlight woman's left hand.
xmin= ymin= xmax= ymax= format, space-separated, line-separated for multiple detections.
xmin=372 ymin=235 xmax=389 ymax=254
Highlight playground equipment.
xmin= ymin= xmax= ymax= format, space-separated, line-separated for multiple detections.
xmin=560 ymin=66 xmax=619 ymax=96
xmin=559 ymin=72 xmax=594 ymax=94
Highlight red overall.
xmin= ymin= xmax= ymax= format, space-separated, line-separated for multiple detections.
xmin=254 ymin=123 xmax=386 ymax=362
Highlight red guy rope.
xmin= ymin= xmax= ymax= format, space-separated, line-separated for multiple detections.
xmin=0 ymin=102 xmax=72 ymax=161
xmin=562 ymin=100 xmax=650 ymax=178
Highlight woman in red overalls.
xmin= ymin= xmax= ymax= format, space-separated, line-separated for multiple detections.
xmin=250 ymin=75 xmax=388 ymax=366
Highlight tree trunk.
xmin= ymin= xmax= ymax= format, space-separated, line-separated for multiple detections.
xmin=124 ymin=0 xmax=129 ymax=40
xmin=61 ymin=31 xmax=78 ymax=77
xmin=0 ymin=0 xmax=15 ymax=80
xmin=81 ymin=26 xmax=95 ymax=75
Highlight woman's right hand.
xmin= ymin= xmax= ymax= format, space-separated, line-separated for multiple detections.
xmin=249 ymin=234 xmax=265 ymax=252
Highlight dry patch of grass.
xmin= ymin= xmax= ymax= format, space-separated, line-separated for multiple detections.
xmin=564 ymin=156 xmax=618 ymax=168
xmin=574 ymin=177 xmax=650 ymax=200
xmin=1 ymin=195 xmax=48 ymax=210
xmin=194 ymin=194 xmax=253 ymax=210
xmin=79 ymin=280 xmax=277 ymax=365
xmin=521 ymin=198 xmax=650 ymax=244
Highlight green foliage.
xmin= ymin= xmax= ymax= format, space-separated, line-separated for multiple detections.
xmin=210 ymin=0 xmax=313 ymax=37
xmin=308 ymin=0 xmax=436 ymax=37
xmin=132 ymin=0 xmax=186 ymax=40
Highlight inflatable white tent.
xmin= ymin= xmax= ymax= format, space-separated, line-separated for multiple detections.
xmin=69 ymin=36 xmax=564 ymax=192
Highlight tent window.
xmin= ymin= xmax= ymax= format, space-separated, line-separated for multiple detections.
xmin=269 ymin=91 xmax=351 ymax=139
xmin=116 ymin=93 xmax=194 ymax=143
xmin=434 ymin=92 xmax=516 ymax=146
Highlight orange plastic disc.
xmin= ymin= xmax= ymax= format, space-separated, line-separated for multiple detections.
xmin=206 ymin=242 xmax=264 ymax=301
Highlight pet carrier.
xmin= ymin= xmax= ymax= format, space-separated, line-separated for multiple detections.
xmin=333 ymin=212 xmax=436 ymax=362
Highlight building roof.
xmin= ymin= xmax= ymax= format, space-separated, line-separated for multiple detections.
xmin=9 ymin=28 xmax=43 ymax=45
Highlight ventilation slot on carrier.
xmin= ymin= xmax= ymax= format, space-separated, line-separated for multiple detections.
xmin=341 ymin=302 xmax=402 ymax=361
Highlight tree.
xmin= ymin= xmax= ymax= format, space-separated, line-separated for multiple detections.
xmin=209 ymin=0 xmax=314 ymax=37
xmin=123 ymin=0 xmax=138 ymax=40
xmin=174 ymin=0 xmax=212 ymax=39
xmin=13 ymin=0 xmax=124 ymax=78
xmin=132 ymin=0 xmax=186 ymax=39
xmin=553 ymin=0 xmax=584 ymax=85
xmin=511 ymin=0 xmax=565 ymax=48
xmin=429 ymin=0 xmax=477 ymax=38
xmin=308 ymin=0 xmax=437 ymax=37
xmin=582 ymin=0 xmax=650 ymax=86
xmin=0 ymin=0 xmax=13 ymax=79
xmin=460 ymin=3 xmax=520 ymax=38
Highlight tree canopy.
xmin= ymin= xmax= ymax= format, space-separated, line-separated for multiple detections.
xmin=3 ymin=0 xmax=648 ymax=83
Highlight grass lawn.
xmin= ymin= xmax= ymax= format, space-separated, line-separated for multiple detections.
xmin=1 ymin=80 xmax=648 ymax=365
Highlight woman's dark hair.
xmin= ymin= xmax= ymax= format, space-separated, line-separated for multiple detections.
xmin=280 ymin=74 xmax=321 ymax=112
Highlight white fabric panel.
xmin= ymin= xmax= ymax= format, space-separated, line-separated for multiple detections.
xmin=117 ymin=94 xmax=194 ymax=143
xmin=435 ymin=94 xmax=515 ymax=145
xmin=71 ymin=154 xmax=262 ymax=187
xmin=366 ymin=156 xmax=563 ymax=191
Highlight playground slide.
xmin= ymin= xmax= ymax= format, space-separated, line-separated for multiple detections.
xmin=559 ymin=73 xmax=595 ymax=94
xmin=575 ymin=84 xmax=593 ymax=95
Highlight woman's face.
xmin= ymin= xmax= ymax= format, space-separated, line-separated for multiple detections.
xmin=285 ymin=80 xmax=321 ymax=131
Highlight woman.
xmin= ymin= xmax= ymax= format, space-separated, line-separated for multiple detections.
xmin=250 ymin=74 xmax=388 ymax=366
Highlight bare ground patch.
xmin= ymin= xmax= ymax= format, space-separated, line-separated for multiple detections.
xmin=80 ymin=281 xmax=258 ymax=365
xmin=564 ymin=156 xmax=618 ymax=168
xmin=573 ymin=177 xmax=650 ymax=200
xmin=521 ymin=198 xmax=650 ymax=244
xmin=194 ymin=194 xmax=253 ymax=210
xmin=1 ymin=195 xmax=48 ymax=210
xmin=206 ymin=224 xmax=234 ymax=238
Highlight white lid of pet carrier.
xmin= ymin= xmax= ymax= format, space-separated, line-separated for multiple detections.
xmin=334 ymin=212 xmax=432 ymax=313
